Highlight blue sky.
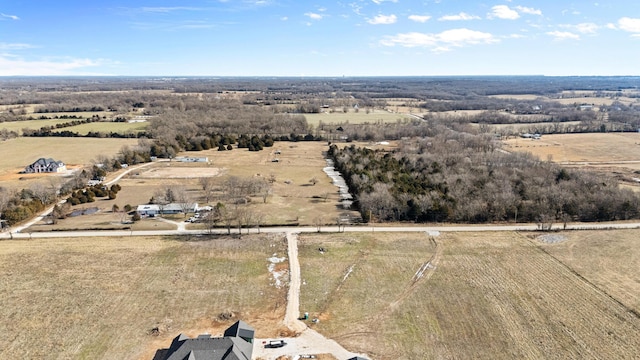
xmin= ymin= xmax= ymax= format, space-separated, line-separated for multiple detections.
xmin=1 ymin=1 xmax=640 ymax=76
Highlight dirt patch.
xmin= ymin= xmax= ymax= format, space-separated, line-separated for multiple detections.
xmin=137 ymin=166 xmax=223 ymax=178
xmin=536 ymin=234 xmax=568 ymax=244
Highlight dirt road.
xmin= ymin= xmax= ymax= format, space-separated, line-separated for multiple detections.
xmin=252 ymin=232 xmax=369 ymax=360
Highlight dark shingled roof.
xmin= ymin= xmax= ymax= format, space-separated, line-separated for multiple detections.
xmin=223 ymin=320 xmax=255 ymax=341
xmin=153 ymin=321 xmax=254 ymax=360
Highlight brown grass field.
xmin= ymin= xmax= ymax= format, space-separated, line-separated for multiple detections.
xmin=0 ymin=119 xmax=72 ymax=133
xmin=63 ymin=121 xmax=148 ymax=135
xmin=539 ymin=229 xmax=640 ymax=314
xmin=503 ymin=133 xmax=640 ymax=163
xmin=0 ymin=234 xmax=290 ymax=360
xmin=304 ymin=109 xmax=410 ymax=126
xmin=503 ymin=133 xmax=640 ymax=191
xmin=298 ymin=231 xmax=640 ymax=359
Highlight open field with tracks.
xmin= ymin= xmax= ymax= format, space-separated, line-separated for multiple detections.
xmin=540 ymin=229 xmax=640 ymax=314
xmin=298 ymin=231 xmax=640 ymax=359
xmin=0 ymin=234 xmax=290 ymax=360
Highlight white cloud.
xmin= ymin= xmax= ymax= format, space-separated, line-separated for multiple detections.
xmin=368 ymin=14 xmax=397 ymax=25
xmin=0 ymin=56 xmax=101 ymax=76
xmin=515 ymin=6 xmax=542 ymax=16
xmin=439 ymin=12 xmax=480 ymax=21
xmin=0 ymin=43 xmax=33 ymax=50
xmin=140 ymin=7 xmax=202 ymax=13
xmin=546 ymin=31 xmax=580 ymax=40
xmin=380 ymin=28 xmax=498 ymax=51
xmin=488 ymin=5 xmax=520 ymax=20
xmin=560 ymin=23 xmax=599 ymax=34
xmin=408 ymin=15 xmax=431 ymax=23
xmin=618 ymin=17 xmax=640 ymax=33
xmin=305 ymin=12 xmax=324 ymax=20
xmin=1 ymin=13 xmax=19 ymax=20
xmin=371 ymin=0 xmax=398 ymax=4
xmin=280 ymin=16 xmax=288 ymax=21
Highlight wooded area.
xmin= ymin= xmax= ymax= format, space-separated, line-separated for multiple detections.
xmin=329 ymin=127 xmax=639 ymax=224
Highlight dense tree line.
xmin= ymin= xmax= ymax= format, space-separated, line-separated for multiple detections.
xmin=329 ymin=129 xmax=640 ymax=224
xmin=34 ymin=105 xmax=105 ymax=113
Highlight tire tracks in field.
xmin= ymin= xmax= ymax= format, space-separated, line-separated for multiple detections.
xmin=337 ymin=234 xmax=442 ymax=348
xmin=315 ymin=248 xmax=372 ymax=319
xmin=387 ymin=236 xmax=442 ymax=311
xmin=522 ymin=233 xmax=640 ymax=321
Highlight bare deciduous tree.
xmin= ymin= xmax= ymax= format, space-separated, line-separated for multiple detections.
xmin=199 ymin=177 xmax=216 ymax=203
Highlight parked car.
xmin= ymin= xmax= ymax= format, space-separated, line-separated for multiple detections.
xmin=264 ymin=339 xmax=286 ymax=348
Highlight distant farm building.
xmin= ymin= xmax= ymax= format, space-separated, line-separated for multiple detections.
xmin=520 ymin=133 xmax=541 ymax=139
xmin=136 ymin=203 xmax=199 ymax=216
xmin=152 ymin=320 xmax=254 ymax=360
xmin=175 ymin=156 xmax=209 ymax=163
xmin=22 ymin=158 xmax=66 ymax=173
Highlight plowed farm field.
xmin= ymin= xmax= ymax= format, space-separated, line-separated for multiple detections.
xmin=298 ymin=231 xmax=640 ymax=360
xmin=539 ymin=229 xmax=640 ymax=315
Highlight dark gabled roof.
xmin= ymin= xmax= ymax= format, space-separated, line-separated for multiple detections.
xmin=33 ymin=158 xmax=62 ymax=166
xmin=223 ymin=320 xmax=255 ymax=340
xmin=154 ymin=336 xmax=252 ymax=360
xmin=160 ymin=335 xmax=253 ymax=360
xmin=153 ymin=321 xmax=254 ymax=360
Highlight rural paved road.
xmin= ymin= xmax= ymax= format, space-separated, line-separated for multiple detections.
xmin=3 ymin=221 xmax=640 ymax=239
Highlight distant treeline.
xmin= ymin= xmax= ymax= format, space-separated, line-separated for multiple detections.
xmin=20 ymin=117 xmax=146 ymax=139
xmin=22 ymin=130 xmax=145 ymax=139
xmin=34 ymin=106 xmax=105 ymax=113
